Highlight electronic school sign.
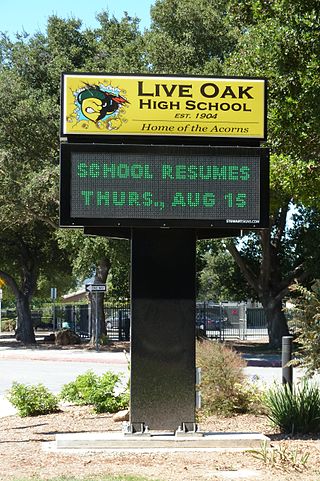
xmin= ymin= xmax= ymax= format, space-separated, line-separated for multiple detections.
xmin=61 ymin=74 xmax=267 ymax=140
xmin=60 ymin=144 xmax=269 ymax=229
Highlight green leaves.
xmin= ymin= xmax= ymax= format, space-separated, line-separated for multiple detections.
xmin=60 ymin=370 xmax=129 ymax=414
xmin=226 ymin=0 xmax=320 ymax=164
xmin=270 ymin=154 xmax=320 ymax=210
xmin=7 ymin=382 xmax=59 ymax=417
xmin=263 ymin=381 xmax=320 ymax=434
xmin=146 ymin=0 xmax=237 ymax=74
xmin=289 ymin=281 xmax=320 ymax=376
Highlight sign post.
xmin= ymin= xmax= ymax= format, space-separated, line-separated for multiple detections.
xmin=60 ymin=72 xmax=268 ymax=433
xmin=50 ymin=287 xmax=57 ymax=330
xmin=130 ymin=229 xmax=196 ymax=431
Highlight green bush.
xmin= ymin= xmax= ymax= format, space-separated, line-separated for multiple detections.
xmin=289 ymin=281 xmax=320 ymax=376
xmin=60 ymin=370 xmax=129 ymax=414
xmin=263 ymin=381 xmax=320 ymax=434
xmin=60 ymin=370 xmax=98 ymax=405
xmin=7 ymin=382 xmax=59 ymax=417
xmin=90 ymin=372 xmax=129 ymax=414
xmin=196 ymin=340 xmax=262 ymax=415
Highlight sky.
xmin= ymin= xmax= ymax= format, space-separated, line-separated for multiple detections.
xmin=0 ymin=0 xmax=155 ymax=38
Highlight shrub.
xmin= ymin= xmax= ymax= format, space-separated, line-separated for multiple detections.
xmin=196 ymin=340 xmax=262 ymax=415
xmin=7 ymin=382 xmax=59 ymax=417
xmin=60 ymin=370 xmax=98 ymax=405
xmin=60 ymin=369 xmax=129 ymax=414
xmin=89 ymin=372 xmax=129 ymax=414
xmin=263 ymin=381 xmax=320 ymax=434
xmin=288 ymin=281 xmax=320 ymax=376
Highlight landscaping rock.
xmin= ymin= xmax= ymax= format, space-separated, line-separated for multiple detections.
xmin=112 ymin=409 xmax=130 ymax=422
xmin=55 ymin=329 xmax=81 ymax=346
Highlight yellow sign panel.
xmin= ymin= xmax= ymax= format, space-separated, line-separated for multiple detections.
xmin=62 ymin=74 xmax=266 ymax=139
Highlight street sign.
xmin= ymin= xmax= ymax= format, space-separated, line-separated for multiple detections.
xmin=85 ymin=284 xmax=106 ymax=293
xmin=50 ymin=287 xmax=57 ymax=300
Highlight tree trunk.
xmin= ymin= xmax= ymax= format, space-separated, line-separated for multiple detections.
xmin=90 ymin=291 xmax=106 ymax=343
xmin=0 ymin=268 xmax=36 ymax=345
xmin=89 ymin=257 xmax=111 ymax=344
xmin=262 ymin=297 xmax=289 ymax=349
xmin=15 ymin=292 xmax=36 ymax=344
xmin=227 ymin=205 xmax=295 ymax=348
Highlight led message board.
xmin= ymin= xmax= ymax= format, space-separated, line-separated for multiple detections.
xmin=61 ymin=74 xmax=266 ymax=140
xmin=60 ymin=144 xmax=269 ymax=229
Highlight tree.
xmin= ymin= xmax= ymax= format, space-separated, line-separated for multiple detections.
xmin=145 ymin=0 xmax=320 ymax=346
xmin=197 ymin=240 xmax=255 ymax=302
xmin=0 ymin=13 xmax=145 ymax=343
xmin=226 ymin=206 xmax=320 ymax=346
xmin=220 ymin=0 xmax=320 ymax=346
xmin=145 ymin=0 xmax=238 ymax=74
xmin=0 ymin=222 xmax=73 ymax=343
xmin=227 ymin=0 xmax=320 ymax=163
xmin=0 ymin=64 xmax=68 ymax=342
xmin=57 ymin=230 xmax=130 ymax=342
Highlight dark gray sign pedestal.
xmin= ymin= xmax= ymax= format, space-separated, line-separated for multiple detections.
xmin=129 ymin=228 xmax=196 ymax=433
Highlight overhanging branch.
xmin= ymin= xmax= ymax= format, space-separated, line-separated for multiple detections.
xmin=226 ymin=240 xmax=259 ymax=294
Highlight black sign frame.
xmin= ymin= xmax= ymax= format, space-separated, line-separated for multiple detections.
xmin=60 ymin=143 xmax=269 ymax=229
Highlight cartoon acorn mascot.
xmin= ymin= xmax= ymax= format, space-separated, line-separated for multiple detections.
xmin=77 ymin=84 xmax=128 ymax=124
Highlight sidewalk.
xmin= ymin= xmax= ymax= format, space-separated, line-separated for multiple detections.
xmin=0 ymin=345 xmax=129 ymax=364
xmin=0 ymin=333 xmax=280 ymax=367
xmin=0 ymin=332 xmax=129 ymax=364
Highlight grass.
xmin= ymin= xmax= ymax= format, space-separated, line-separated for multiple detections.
xmin=250 ymin=441 xmax=310 ymax=472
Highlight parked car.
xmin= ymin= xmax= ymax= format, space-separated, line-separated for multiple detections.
xmin=196 ymin=313 xmax=224 ymax=331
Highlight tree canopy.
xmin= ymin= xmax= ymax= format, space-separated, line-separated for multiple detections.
xmin=0 ymin=1 xmax=319 ymax=347
xmin=0 ymin=13 xmax=144 ymax=343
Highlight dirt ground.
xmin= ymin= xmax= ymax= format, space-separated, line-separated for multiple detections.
xmin=1 ymin=405 xmax=320 ymax=481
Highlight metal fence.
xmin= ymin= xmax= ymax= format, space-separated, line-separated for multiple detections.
xmin=196 ymin=302 xmax=268 ymax=340
xmin=1 ymin=302 xmax=268 ymax=341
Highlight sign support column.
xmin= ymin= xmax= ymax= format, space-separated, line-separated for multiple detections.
xmin=129 ymin=228 xmax=196 ymax=432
